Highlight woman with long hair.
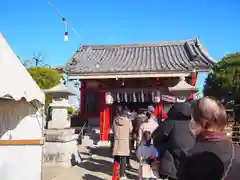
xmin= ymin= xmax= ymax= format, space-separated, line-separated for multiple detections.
xmin=138 ymin=110 xmax=158 ymax=146
xmin=178 ymin=97 xmax=240 ymax=180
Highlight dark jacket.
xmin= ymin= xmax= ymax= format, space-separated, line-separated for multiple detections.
xmin=152 ymin=102 xmax=195 ymax=179
xmin=178 ymin=137 xmax=240 ymax=180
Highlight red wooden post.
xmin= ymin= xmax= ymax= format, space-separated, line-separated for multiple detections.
xmin=154 ymin=105 xmax=159 ymax=117
xmin=158 ymin=102 xmax=163 ymax=121
xmin=99 ymin=111 xmax=103 ymax=141
xmin=104 ymin=106 xmax=110 ymax=141
xmin=154 ymin=103 xmax=163 ymax=122
xmin=188 ymin=70 xmax=197 ymax=99
xmin=99 ymin=92 xmax=110 ymax=142
xmin=99 ymin=91 xmax=105 ymax=142
xmin=80 ymin=80 xmax=85 ymax=114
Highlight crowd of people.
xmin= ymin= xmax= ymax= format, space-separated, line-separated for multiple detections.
xmin=111 ymin=96 xmax=240 ymax=180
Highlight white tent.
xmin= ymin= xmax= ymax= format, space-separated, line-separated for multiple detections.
xmin=0 ymin=33 xmax=45 ymax=180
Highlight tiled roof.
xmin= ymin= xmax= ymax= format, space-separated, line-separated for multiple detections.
xmin=65 ymin=38 xmax=215 ymax=76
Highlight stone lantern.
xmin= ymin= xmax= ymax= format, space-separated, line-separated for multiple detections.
xmin=43 ymin=83 xmax=76 ymax=129
xmin=42 ymin=83 xmax=81 ymax=167
xmin=169 ymin=76 xmax=198 ymax=102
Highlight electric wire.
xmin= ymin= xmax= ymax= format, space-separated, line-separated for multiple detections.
xmin=47 ymin=1 xmax=81 ymax=38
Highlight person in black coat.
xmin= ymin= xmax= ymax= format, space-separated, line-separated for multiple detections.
xmin=178 ymin=96 xmax=240 ymax=180
xmin=152 ymin=101 xmax=195 ymax=180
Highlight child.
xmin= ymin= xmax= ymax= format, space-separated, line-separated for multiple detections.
xmin=136 ymin=131 xmax=159 ymax=180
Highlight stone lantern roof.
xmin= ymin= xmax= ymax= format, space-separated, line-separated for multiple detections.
xmin=43 ymin=83 xmax=76 ymax=96
xmin=169 ymin=76 xmax=198 ymax=93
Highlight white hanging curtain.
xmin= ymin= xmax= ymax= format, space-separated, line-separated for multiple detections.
xmin=109 ymin=90 xmax=178 ymax=103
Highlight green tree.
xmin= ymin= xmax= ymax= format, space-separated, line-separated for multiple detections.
xmin=204 ymin=53 xmax=240 ymax=106
xmin=27 ymin=67 xmax=61 ymax=106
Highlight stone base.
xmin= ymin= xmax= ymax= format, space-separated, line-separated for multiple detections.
xmin=44 ymin=129 xmax=78 ymax=142
xmin=96 ymin=140 xmax=111 ymax=147
xmin=47 ymin=120 xmax=70 ymax=129
xmin=43 ymin=129 xmax=81 ymax=167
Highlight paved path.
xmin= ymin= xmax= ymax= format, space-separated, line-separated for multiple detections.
xmin=42 ymin=145 xmax=139 ymax=180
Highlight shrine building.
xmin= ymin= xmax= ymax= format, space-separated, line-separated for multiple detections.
xmin=65 ymin=38 xmax=215 ymax=143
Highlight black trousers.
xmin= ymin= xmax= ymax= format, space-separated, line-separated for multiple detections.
xmin=114 ymin=156 xmax=127 ymax=177
xmin=127 ymin=133 xmax=135 ymax=166
xmin=126 ymin=156 xmax=130 ymax=166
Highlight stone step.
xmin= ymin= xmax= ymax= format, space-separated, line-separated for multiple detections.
xmin=81 ymin=136 xmax=94 ymax=145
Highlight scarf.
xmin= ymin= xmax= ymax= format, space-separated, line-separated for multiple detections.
xmin=198 ymin=131 xmax=230 ymax=142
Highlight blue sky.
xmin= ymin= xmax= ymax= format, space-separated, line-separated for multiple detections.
xmin=1 ymin=0 xmax=239 ymax=92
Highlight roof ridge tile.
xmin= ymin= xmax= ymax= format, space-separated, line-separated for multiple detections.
xmin=81 ymin=39 xmax=197 ymax=49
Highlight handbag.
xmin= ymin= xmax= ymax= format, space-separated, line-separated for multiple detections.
xmin=139 ymin=156 xmax=157 ymax=179
xmin=151 ymin=160 xmax=160 ymax=178
xmin=200 ymin=132 xmax=236 ymax=180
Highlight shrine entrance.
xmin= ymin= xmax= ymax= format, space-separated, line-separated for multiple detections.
xmin=65 ymin=39 xmax=215 ymax=144
xmin=110 ymin=101 xmax=153 ymax=125
xmin=79 ymin=77 xmax=198 ymax=144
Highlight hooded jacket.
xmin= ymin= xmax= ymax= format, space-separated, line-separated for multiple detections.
xmin=152 ymin=102 xmax=195 ymax=179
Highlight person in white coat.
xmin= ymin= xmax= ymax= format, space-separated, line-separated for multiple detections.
xmin=137 ymin=131 xmax=158 ymax=180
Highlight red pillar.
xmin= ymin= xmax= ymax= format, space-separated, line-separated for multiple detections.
xmin=188 ymin=70 xmax=197 ymax=99
xmin=158 ymin=103 xmax=163 ymax=121
xmin=99 ymin=92 xmax=105 ymax=142
xmin=103 ymin=105 xmax=110 ymax=141
xmin=99 ymin=93 xmax=110 ymax=142
xmin=154 ymin=105 xmax=159 ymax=117
xmin=99 ymin=111 xmax=103 ymax=141
xmin=154 ymin=103 xmax=163 ymax=122
xmin=80 ymin=80 xmax=85 ymax=113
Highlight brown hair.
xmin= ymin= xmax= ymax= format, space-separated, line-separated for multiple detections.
xmin=116 ymin=105 xmax=123 ymax=116
xmin=192 ymin=96 xmax=227 ymax=130
xmin=142 ymin=131 xmax=152 ymax=146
